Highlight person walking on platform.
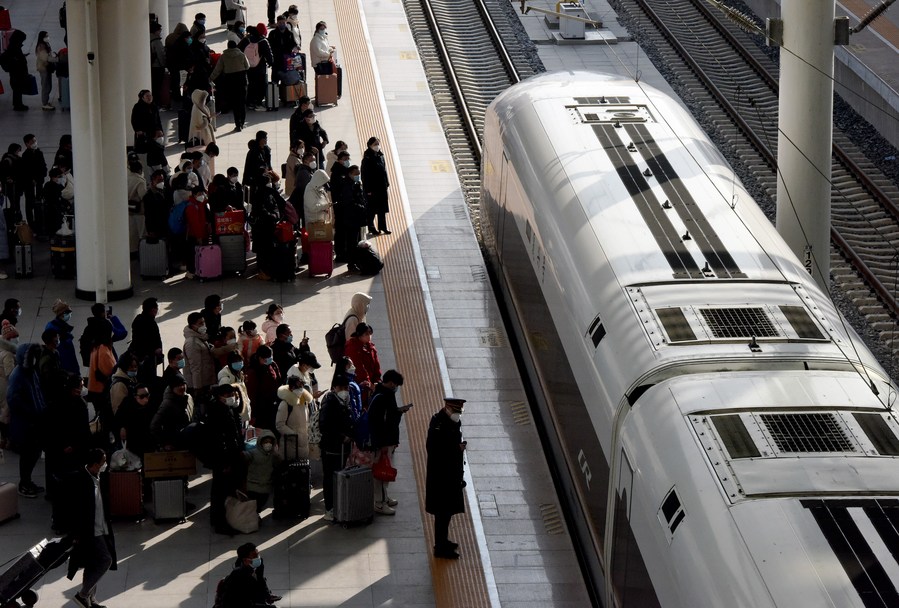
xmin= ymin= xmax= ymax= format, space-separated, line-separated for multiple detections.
xmin=239 ymin=25 xmax=274 ymax=111
xmin=426 ymin=397 xmax=467 ymax=559
xmin=361 ymin=137 xmax=391 ymax=235
xmin=211 ymin=40 xmax=250 ymax=131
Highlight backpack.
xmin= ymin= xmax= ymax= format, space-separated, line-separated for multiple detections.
xmin=244 ymin=41 xmax=261 ymax=68
xmin=324 ymin=314 xmax=356 ymax=365
xmin=352 ymin=398 xmax=371 ymax=449
xmin=0 ymin=50 xmax=13 ymax=73
xmin=353 ymin=242 xmax=384 ymax=275
xmin=168 ymin=199 xmax=188 ymax=235
xmin=212 ymin=571 xmax=236 ymax=608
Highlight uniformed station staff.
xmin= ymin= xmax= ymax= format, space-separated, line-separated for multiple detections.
xmin=425 ymin=397 xmax=467 ymax=559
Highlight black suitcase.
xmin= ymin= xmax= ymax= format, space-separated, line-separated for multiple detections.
xmin=0 ymin=537 xmax=74 ymax=606
xmin=270 ymin=240 xmax=297 ymax=282
xmin=219 ymin=233 xmax=246 ymax=274
xmin=50 ymin=234 xmax=76 ymax=279
xmin=273 ymin=458 xmax=310 ymax=519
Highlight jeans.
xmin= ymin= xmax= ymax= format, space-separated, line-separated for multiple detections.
xmin=39 ymin=70 xmax=52 ymax=106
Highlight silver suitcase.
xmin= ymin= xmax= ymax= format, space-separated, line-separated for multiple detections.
xmin=152 ymin=478 xmax=186 ymax=522
xmin=333 ymin=466 xmax=373 ymax=526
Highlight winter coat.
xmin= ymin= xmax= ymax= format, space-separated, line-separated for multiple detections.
xmin=35 ymin=42 xmax=56 ymax=73
xmin=210 ymin=46 xmax=249 ymax=78
xmin=150 ymin=386 xmax=195 ymax=449
xmin=425 ymin=409 xmax=465 ymax=516
xmin=361 ymin=148 xmax=390 ymax=214
xmin=344 ymin=338 xmax=381 ymax=388
xmin=183 ymin=326 xmax=216 ymax=389
xmin=130 ymin=99 xmax=163 ymax=144
xmin=309 ymin=31 xmax=330 ymax=66
xmin=242 ymin=141 xmax=272 ymax=188
xmin=3 ymin=30 xmax=30 ymax=89
xmin=218 ymin=366 xmax=251 ymax=423
xmin=46 ymin=391 xmax=92 ymax=467
xmin=275 ymin=385 xmax=311 ymax=459
xmin=22 ymin=146 xmax=48 ymax=183
xmin=267 ymin=27 xmax=297 ymax=72
xmin=114 ymin=393 xmax=155 ymax=457
xmin=318 ymin=390 xmax=353 ymax=456
xmin=7 ymin=344 xmax=46 ymax=447
xmin=284 ymin=151 xmax=301 ymax=196
xmin=37 ymin=346 xmax=65 ymax=403
xmin=150 ymin=34 xmax=166 ymax=69
xmin=289 ymin=164 xmax=315 ymax=213
xmin=261 ymin=318 xmax=280 ymax=346
xmin=303 ymin=170 xmax=331 ymax=224
xmin=185 ymin=196 xmax=212 ymax=242
xmin=292 ymin=121 xmax=328 ymax=163
xmin=130 ymin=312 xmax=162 ymax=361
xmin=204 ymin=396 xmax=244 ymax=469
xmin=245 ymin=361 xmax=281 ymax=430
xmin=368 ymin=383 xmax=402 ymax=449
xmin=63 ymin=469 xmax=117 ymax=581
xmin=243 ymin=429 xmax=281 ymax=493
xmin=45 ymin=317 xmax=80 ymax=375
xmin=0 ymin=338 xmax=16 ymax=425
xmin=343 ymin=293 xmax=371 ymax=340
xmin=271 ymin=339 xmax=299 ymax=383
xmin=189 ymin=89 xmax=216 ymax=145
xmin=143 ymin=186 xmax=171 ymax=237
xmin=88 ymin=344 xmax=116 ymax=394
xmin=109 ymin=369 xmax=137 ymax=416
xmin=238 ymin=332 xmax=264 ymax=364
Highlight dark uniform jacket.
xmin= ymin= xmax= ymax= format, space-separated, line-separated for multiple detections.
xmin=425 ymin=409 xmax=465 ymax=516
xmin=361 ymin=149 xmax=389 ymax=214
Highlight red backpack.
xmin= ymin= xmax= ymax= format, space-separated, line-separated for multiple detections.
xmin=275 ymin=221 xmax=295 ymax=243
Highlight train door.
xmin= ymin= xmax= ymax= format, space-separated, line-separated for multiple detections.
xmin=609 ymin=450 xmax=661 ymax=608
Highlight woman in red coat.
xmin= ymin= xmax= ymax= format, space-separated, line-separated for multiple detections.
xmin=343 ymin=322 xmax=381 ymax=403
xmin=184 ymin=185 xmax=212 ymax=278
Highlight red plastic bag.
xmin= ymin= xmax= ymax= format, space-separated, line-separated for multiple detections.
xmin=372 ymin=454 xmax=397 ymax=482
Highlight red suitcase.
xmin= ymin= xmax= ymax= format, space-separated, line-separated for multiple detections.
xmin=195 ymin=244 xmax=222 ymax=281
xmin=0 ymin=10 xmax=11 ymax=31
xmin=307 ymin=240 xmax=333 ymax=277
xmin=108 ymin=470 xmax=143 ymax=520
xmin=0 ymin=482 xmax=19 ymax=524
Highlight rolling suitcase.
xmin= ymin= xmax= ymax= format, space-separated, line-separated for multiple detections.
xmin=280 ymin=82 xmax=306 ymax=105
xmin=333 ymin=465 xmax=373 ymax=526
xmin=0 ymin=537 xmax=74 ymax=607
xmin=315 ymin=74 xmax=338 ymax=106
xmin=0 ymin=482 xmax=19 ymax=524
xmin=139 ymin=237 xmax=169 ymax=278
xmin=271 ymin=240 xmax=297 ymax=282
xmin=108 ymin=470 xmax=144 ymax=520
xmin=194 ymin=243 xmax=222 ymax=281
xmin=219 ymin=234 xmax=246 ymax=274
xmin=152 ymin=478 xmax=186 ymax=522
xmin=49 ymin=234 xmax=76 ymax=279
xmin=265 ymin=81 xmax=278 ymax=111
xmin=307 ymin=240 xmax=333 ymax=277
xmin=14 ymin=244 xmax=32 ymax=278
xmin=273 ymin=437 xmax=310 ymax=519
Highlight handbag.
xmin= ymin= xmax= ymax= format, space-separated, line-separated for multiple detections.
xmin=225 ymin=491 xmax=259 ymax=534
xmin=15 ymin=222 xmax=33 ymax=244
xmin=372 ymin=453 xmax=397 ymax=482
xmin=24 ymin=74 xmax=38 ymax=96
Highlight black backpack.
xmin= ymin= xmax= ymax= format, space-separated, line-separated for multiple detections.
xmin=324 ymin=314 xmax=357 ymax=365
xmin=354 ymin=243 xmax=384 ymax=275
xmin=0 ymin=50 xmax=13 ymax=73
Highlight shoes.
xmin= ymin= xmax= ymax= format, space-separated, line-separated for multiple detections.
xmin=13 ymin=105 xmax=28 ymax=111
xmin=18 ymin=484 xmax=38 ymax=498
xmin=322 ymin=509 xmax=334 ymax=521
xmin=0 ymin=271 xmax=7 ymax=279
xmin=433 ymin=545 xmax=460 ymax=559
xmin=385 ymin=496 xmax=398 ymax=507
xmin=184 ymin=271 xmax=195 ymax=279
xmin=42 ymin=104 xmax=56 ymax=111
xmin=382 ymin=229 xmax=392 ymax=235
xmin=256 ymin=271 xmax=271 ymax=281
xmin=367 ymin=227 xmax=379 ymax=236
xmin=72 ymin=593 xmax=91 ymax=608
xmin=374 ymin=502 xmax=396 ymax=516
xmin=254 ymin=106 xmax=268 ymax=112
xmin=91 ymin=602 xmax=108 ymax=608
xmin=267 ymin=594 xmax=282 ymax=603
xmin=235 ymin=124 xmax=243 ymax=132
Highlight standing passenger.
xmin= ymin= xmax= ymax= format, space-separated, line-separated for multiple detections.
xmin=361 ymin=137 xmax=390 ymax=235
xmin=426 ymin=398 xmax=467 ymax=559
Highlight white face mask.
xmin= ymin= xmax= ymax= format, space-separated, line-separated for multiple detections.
xmin=224 ymin=396 xmax=237 ymax=407
xmin=29 ymin=142 xmax=38 ymax=150
xmin=98 ymin=463 xmax=108 ymax=474
xmin=292 ymin=388 xmax=304 ymax=397
xmin=450 ymin=412 xmax=461 ymax=423
xmin=336 ymin=390 xmax=349 ymax=401
xmin=80 ymin=386 xmax=89 ymax=397
xmin=229 ymin=176 xmax=238 ymax=184
xmin=309 ymin=161 xmax=317 ymax=170
xmin=372 ymin=145 xmax=380 ymax=153
xmin=346 ymin=366 xmax=356 ymax=375
xmin=197 ymin=325 xmax=207 ymax=334
xmin=196 ymin=194 xmax=207 ymax=202
xmin=262 ymin=443 xmax=273 ymax=453
xmin=227 ymin=338 xmax=237 ymax=345
xmin=155 ymin=181 xmax=165 ymax=190
xmin=155 ymin=137 xmax=165 ymax=146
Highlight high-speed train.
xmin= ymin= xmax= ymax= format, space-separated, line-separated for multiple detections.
xmin=481 ymin=71 xmax=899 ymax=608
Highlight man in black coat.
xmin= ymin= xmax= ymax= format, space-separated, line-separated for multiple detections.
xmin=292 ymin=110 xmax=328 ymax=167
xmin=369 ymin=370 xmax=408 ymax=515
xmin=1 ymin=29 xmax=31 ymax=111
xmin=205 ymin=384 xmax=245 ymax=534
xmin=361 ymin=137 xmax=391 ymax=235
xmin=21 ymin=134 xmax=48 ymax=232
xmin=318 ymin=375 xmax=354 ymax=521
xmin=130 ymin=89 xmax=164 ymax=156
xmin=142 ymin=170 xmax=170 ymax=237
xmin=425 ymin=397 xmax=467 ymax=559
xmin=131 ymin=297 xmax=163 ymax=383
xmin=62 ymin=448 xmax=118 ymax=608
xmin=220 ymin=542 xmax=281 ymax=607
xmin=243 ymin=131 xmax=273 ymax=188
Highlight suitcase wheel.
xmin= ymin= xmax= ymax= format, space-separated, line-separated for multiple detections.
xmin=20 ymin=589 xmax=38 ymax=606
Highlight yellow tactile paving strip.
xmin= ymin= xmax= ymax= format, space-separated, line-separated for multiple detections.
xmin=333 ymin=1 xmax=492 ymax=606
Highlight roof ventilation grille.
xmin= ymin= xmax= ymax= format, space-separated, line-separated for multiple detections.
xmin=760 ymin=413 xmax=855 ymax=453
xmin=699 ymin=307 xmax=778 ymax=339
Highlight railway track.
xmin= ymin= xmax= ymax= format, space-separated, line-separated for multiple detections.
xmin=616 ymin=0 xmax=899 ymax=366
xmin=400 ymin=0 xmax=531 ymax=234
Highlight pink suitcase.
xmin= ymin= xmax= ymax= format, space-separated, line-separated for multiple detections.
xmin=0 ymin=481 xmax=19 ymax=524
xmin=195 ymin=244 xmax=222 ymax=281
xmin=307 ymin=240 xmax=333 ymax=277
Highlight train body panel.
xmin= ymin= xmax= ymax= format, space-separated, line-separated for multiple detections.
xmin=481 ymin=71 xmax=899 ymax=607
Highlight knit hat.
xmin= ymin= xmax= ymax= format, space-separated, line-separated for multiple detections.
xmin=1 ymin=320 xmax=17 ymax=340
xmin=256 ymin=22 xmax=268 ymax=37
xmin=52 ymin=299 xmax=71 ymax=316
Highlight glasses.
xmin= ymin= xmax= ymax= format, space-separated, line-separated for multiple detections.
xmin=136 ymin=393 xmax=150 ymax=399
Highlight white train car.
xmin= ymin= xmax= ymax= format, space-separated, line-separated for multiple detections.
xmin=481 ymin=71 xmax=899 ymax=608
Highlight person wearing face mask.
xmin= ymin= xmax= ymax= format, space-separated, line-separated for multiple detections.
xmin=47 ymin=374 xmax=92 ymax=521
xmin=130 ymin=297 xmax=164 ymax=383
xmin=0 ymin=299 xmax=20 ymax=326
xmin=0 ymin=144 xmax=26 ymax=223
xmin=245 ymin=345 xmax=281 ymax=431
xmin=184 ymin=186 xmax=212 ymax=279
xmin=329 ymin=149 xmax=352 ymax=202
xmin=188 ymin=89 xmax=216 ymax=147
xmin=285 ymin=6 xmax=302 ymax=47
xmin=46 ymin=299 xmax=80 ymax=375
xmin=344 ymin=323 xmax=382 ymax=402
xmin=109 ymin=352 xmax=139 ymax=418
xmin=7 ymin=344 xmax=47 ymax=498
xmin=303 ymin=168 xmax=333 ymax=229
xmin=243 ymin=429 xmax=281 ymax=512
xmin=202 ymin=294 xmax=224 ymax=339
xmin=221 ymin=167 xmax=245 ymax=210
xmin=114 ymin=383 xmax=154 ymax=458
xmin=368 ymin=370 xmax=408 ymax=515
xmin=213 ymin=326 xmax=240 ymax=369
xmin=162 ymin=347 xmax=187 ymax=389
xmin=38 ymin=328 xmax=66 ymax=404
xmin=220 ymin=543 xmax=281 ymax=606
xmin=203 ymin=383 xmax=245 ymax=533
xmin=261 ymin=304 xmax=284 ymax=346
xmin=42 ymin=167 xmax=67 ymax=235
xmin=130 ymin=89 xmax=164 ymax=162
xmin=150 ymin=373 xmax=194 ymax=451
xmin=0 ymin=320 xmax=19 ymax=448
xmin=61 ymin=448 xmax=118 ymax=608
xmin=426 ymin=397 xmax=468 ymax=559
xmin=237 ymin=320 xmax=264 ymax=365
xmin=182 ymin=312 xmax=217 ymax=395
xmin=325 ymin=141 xmax=347 ymax=175
xmin=267 ymin=15 xmax=296 ymax=86
xmin=293 ymin=109 xmax=329 ymax=168
xmin=272 ymin=323 xmax=308 ymax=382
xmin=210 ymin=40 xmax=250 ymax=132
xmin=142 ymin=170 xmax=171 ymax=239
xmin=127 ymin=159 xmax=148 ymax=254
xmin=219 ymin=351 xmax=251 ymax=424
xmin=289 ymin=149 xmax=317 ymax=229
xmin=87 ymin=324 xmax=117 ymax=435
xmin=275 ymin=376 xmax=311 ymax=460
xmin=361 ymin=136 xmax=391 ymax=235
xmin=227 ymin=19 xmax=248 ymax=45
xmin=283 ymin=141 xmax=304 ymax=197
xmin=334 ymin=164 xmax=368 ymax=265
xmin=190 ymin=13 xmax=207 ymax=39
xmin=318 ymin=375 xmax=354 ymax=520
xmin=21 ymin=134 xmax=48 ymax=234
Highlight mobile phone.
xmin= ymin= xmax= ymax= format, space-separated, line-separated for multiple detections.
xmin=303 ymin=330 xmax=307 ymax=338
xmin=406 ymin=403 xmax=414 ymax=408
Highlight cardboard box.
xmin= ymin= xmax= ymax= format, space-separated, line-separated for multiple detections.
xmin=307 ymin=221 xmax=334 ymax=242
xmin=215 ymin=210 xmax=245 ymax=235
xmin=143 ymin=451 xmax=196 ymax=479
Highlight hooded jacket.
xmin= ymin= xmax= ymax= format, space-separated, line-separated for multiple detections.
xmin=275 ymin=384 xmax=311 ymax=459
xmin=303 ymin=169 xmax=331 ymax=224
xmin=45 ymin=317 xmax=79 ymax=375
xmin=218 ymin=364 xmax=251 ymax=423
xmin=243 ymin=428 xmax=282 ymax=493
xmin=183 ymin=326 xmax=216 ymax=389
xmin=7 ymin=344 xmax=46 ymax=446
xmin=3 ymin=30 xmax=29 ymax=87
xmin=343 ymin=293 xmax=371 ymax=339
xmin=189 ymin=89 xmax=215 ymax=145
xmin=150 ymin=385 xmax=194 ymax=449
xmin=309 ymin=30 xmax=330 ymax=66
xmin=209 ymin=46 xmax=250 ymax=78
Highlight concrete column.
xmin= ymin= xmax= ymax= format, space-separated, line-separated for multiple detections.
xmin=149 ymin=0 xmax=169 ymax=35
xmin=774 ymin=0 xmax=835 ymax=290
xmin=123 ymin=0 xmax=152 ymax=147
xmin=69 ymin=0 xmax=132 ymax=302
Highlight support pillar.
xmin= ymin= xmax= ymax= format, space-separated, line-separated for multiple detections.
xmin=149 ymin=0 xmax=169 ymax=35
xmin=123 ymin=0 xmax=152 ymax=147
xmin=774 ymin=0 xmax=835 ymax=290
xmin=69 ymin=0 xmax=132 ymax=302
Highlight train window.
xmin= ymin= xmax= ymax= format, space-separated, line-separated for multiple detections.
xmin=588 ymin=315 xmax=606 ymax=347
xmin=659 ymin=487 xmax=686 ymax=538
xmin=854 ymin=413 xmax=899 ymax=456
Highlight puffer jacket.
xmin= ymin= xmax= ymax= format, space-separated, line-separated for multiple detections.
xmin=218 ymin=365 xmax=251 ymax=423
xmin=182 ymin=326 xmax=216 ymax=389
xmin=243 ymin=429 xmax=281 ymax=493
xmin=343 ymin=292 xmax=371 ymax=339
xmin=275 ymin=384 xmax=311 ymax=459
xmin=303 ymin=169 xmax=331 ymax=224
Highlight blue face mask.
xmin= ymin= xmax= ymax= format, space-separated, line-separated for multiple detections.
xmin=127 ymin=370 xmax=138 ymax=378
xmin=264 ymin=357 xmax=274 ymax=366
xmin=250 ymin=557 xmax=262 ymax=569
xmin=185 ymin=37 xmax=193 ymax=45
xmin=287 ymin=335 xmax=293 ymax=344
xmin=231 ymin=362 xmax=244 ymax=371
xmin=62 ymin=312 xmax=72 ymax=322
xmin=177 ymin=359 xmax=186 ymax=368
xmin=352 ymin=175 xmax=361 ymax=183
